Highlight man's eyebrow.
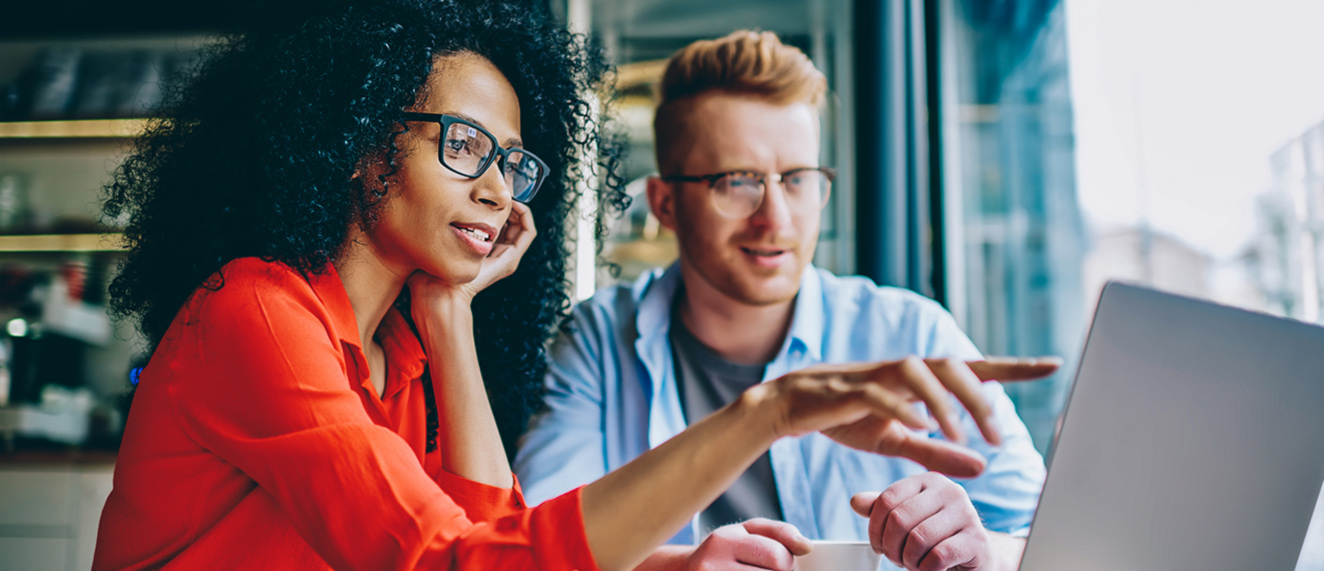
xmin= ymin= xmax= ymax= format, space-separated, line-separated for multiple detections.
xmin=443 ymin=111 xmax=522 ymax=148
xmin=715 ymin=164 xmax=819 ymax=173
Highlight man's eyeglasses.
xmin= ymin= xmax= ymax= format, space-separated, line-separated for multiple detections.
xmin=400 ymin=111 xmax=549 ymax=203
xmin=661 ymin=167 xmax=836 ymax=219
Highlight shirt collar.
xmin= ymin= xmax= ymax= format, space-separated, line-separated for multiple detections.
xmin=635 ymin=262 xmax=826 ymax=364
xmin=377 ymin=308 xmax=428 ymax=383
xmin=307 ymin=263 xmax=361 ymax=347
xmin=305 ymin=263 xmax=427 ymax=385
xmin=786 ymin=265 xmax=825 ymax=363
xmin=635 ymin=264 xmax=684 ymax=343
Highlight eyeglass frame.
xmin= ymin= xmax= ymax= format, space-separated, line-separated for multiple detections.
xmin=399 ymin=111 xmax=550 ymax=203
xmin=660 ymin=166 xmax=837 ymax=215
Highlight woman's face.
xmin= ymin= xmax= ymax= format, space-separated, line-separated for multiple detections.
xmin=365 ymin=53 xmax=523 ymax=284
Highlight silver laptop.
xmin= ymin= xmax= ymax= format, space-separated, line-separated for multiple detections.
xmin=1020 ymin=282 xmax=1324 ymax=571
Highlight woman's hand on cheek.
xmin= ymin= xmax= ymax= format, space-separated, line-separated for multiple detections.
xmin=407 ymin=202 xmax=537 ymax=309
xmin=476 ymin=201 xmax=537 ymax=289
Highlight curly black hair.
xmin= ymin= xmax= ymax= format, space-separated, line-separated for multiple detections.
xmin=103 ymin=0 xmax=628 ymax=458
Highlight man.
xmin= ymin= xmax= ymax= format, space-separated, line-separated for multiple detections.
xmin=514 ymin=31 xmax=1047 ymax=571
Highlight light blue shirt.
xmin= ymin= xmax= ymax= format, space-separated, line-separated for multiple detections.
xmin=513 ymin=264 xmax=1046 ymax=554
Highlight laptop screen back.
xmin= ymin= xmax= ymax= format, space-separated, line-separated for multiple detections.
xmin=1020 ymin=282 xmax=1324 ymax=571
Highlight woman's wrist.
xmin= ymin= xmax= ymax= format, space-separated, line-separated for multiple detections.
xmin=411 ymin=294 xmax=474 ymax=344
xmin=732 ymin=382 xmax=787 ymax=447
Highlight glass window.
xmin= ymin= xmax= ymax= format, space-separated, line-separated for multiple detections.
xmin=939 ymin=0 xmax=1084 ymax=459
xmin=943 ymin=0 xmax=1324 ymax=454
xmin=943 ymin=4 xmax=1324 ymax=564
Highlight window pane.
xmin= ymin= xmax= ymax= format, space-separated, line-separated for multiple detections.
xmin=944 ymin=3 xmax=1324 ymax=564
xmin=941 ymin=0 xmax=1084 ymax=459
xmin=946 ymin=0 xmax=1324 ymax=449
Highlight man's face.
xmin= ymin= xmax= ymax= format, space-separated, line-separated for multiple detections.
xmin=650 ymin=93 xmax=822 ymax=307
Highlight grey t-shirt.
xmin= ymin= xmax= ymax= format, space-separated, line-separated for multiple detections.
xmin=670 ymin=308 xmax=784 ymax=532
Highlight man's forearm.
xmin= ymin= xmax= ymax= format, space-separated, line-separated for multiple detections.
xmin=988 ymin=531 xmax=1027 ymax=571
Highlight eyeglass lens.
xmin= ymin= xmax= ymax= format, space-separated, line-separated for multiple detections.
xmin=501 ymin=150 xmax=544 ymax=201
xmin=442 ymin=122 xmax=495 ymax=177
xmin=441 ymin=121 xmax=545 ymax=201
xmin=712 ymin=170 xmax=831 ymax=217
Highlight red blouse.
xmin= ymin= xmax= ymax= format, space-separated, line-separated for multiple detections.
xmin=93 ymin=258 xmax=598 ymax=571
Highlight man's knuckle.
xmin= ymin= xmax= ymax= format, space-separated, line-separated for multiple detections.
xmin=881 ymin=483 xmax=913 ymax=504
xmin=939 ymin=480 xmax=970 ymax=501
xmin=931 ymin=542 xmax=961 ymax=564
xmin=907 ymin=526 xmax=931 ymax=548
xmin=886 ymin=508 xmax=911 ymax=529
xmin=878 ymin=491 xmax=903 ymax=510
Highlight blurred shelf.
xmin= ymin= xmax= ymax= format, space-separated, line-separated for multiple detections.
xmin=0 ymin=119 xmax=147 ymax=139
xmin=0 ymin=447 xmax=117 ymax=466
xmin=0 ymin=233 xmax=125 ymax=252
xmin=616 ymin=59 xmax=667 ymax=90
xmin=606 ymin=237 xmax=677 ymax=267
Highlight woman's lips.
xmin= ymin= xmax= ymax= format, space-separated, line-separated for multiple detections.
xmin=451 ymin=223 xmax=495 ymax=256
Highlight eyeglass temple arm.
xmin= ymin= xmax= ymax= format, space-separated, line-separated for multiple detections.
xmin=400 ymin=111 xmax=443 ymax=121
xmin=659 ymin=174 xmax=721 ymax=183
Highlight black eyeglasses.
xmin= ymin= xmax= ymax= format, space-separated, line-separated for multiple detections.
xmin=662 ymin=167 xmax=836 ymax=219
xmin=400 ymin=111 xmax=549 ymax=203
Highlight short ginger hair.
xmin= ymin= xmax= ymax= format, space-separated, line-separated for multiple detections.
xmin=653 ymin=30 xmax=827 ymax=173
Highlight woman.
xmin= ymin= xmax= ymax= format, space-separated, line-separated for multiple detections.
xmin=94 ymin=1 xmax=1054 ymax=570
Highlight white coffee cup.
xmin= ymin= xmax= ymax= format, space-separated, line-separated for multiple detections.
xmin=794 ymin=540 xmax=882 ymax=571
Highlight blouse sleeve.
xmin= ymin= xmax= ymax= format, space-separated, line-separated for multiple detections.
xmin=164 ymin=272 xmax=598 ymax=571
xmin=430 ymin=464 xmax=529 ymax=522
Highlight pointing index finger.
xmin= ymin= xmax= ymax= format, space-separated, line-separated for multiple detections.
xmin=966 ymin=357 xmax=1062 ymax=383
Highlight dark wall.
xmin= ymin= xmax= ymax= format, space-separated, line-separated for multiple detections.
xmin=1 ymin=0 xmax=548 ymax=39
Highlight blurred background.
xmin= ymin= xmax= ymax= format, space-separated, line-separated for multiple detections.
xmin=1 ymin=0 xmax=1323 ymax=569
